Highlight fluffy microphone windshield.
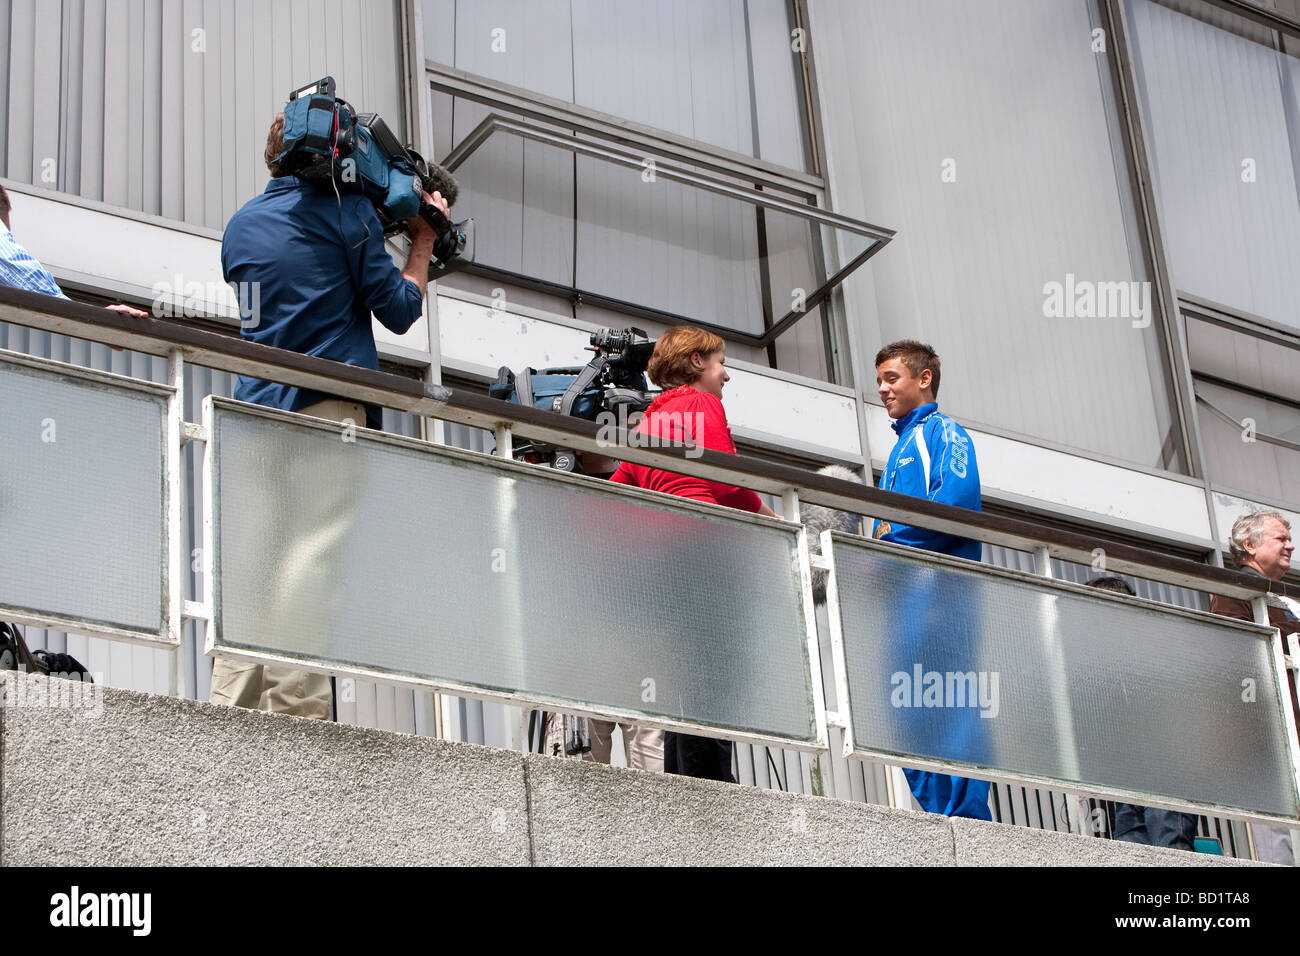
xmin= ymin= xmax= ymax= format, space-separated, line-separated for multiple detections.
xmin=423 ymin=162 xmax=459 ymax=206
xmin=802 ymin=464 xmax=865 ymax=604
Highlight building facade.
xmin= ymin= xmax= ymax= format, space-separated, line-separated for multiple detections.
xmin=2 ymin=0 xmax=1297 ymax=856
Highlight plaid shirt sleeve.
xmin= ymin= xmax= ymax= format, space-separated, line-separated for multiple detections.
xmin=0 ymin=224 xmax=68 ymax=299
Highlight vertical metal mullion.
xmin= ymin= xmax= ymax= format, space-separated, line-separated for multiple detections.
xmin=794 ymin=509 xmax=831 ymax=795
xmin=740 ymin=0 xmax=780 ymax=369
xmin=166 ymin=349 xmax=185 ymax=697
xmin=198 ymin=396 xmax=218 ymax=693
xmin=1287 ymin=629 xmax=1300 ymax=864
xmin=1100 ymin=0 xmax=1205 ymax=478
xmin=1101 ymin=0 xmax=1230 ymax=588
xmin=796 ymin=0 xmax=851 ymax=386
xmin=798 ymin=0 xmax=876 ymax=471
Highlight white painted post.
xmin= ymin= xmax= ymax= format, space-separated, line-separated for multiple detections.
xmin=493 ymin=422 xmax=524 ymax=751
xmin=782 ymin=487 xmax=800 ymax=523
xmin=494 ymin=423 xmax=513 ymax=459
xmin=1249 ymin=596 xmax=1298 ymax=865
xmin=1033 ymin=544 xmax=1089 ymax=834
xmin=166 ymin=350 xmax=185 ymax=698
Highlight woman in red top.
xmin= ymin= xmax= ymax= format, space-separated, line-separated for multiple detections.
xmin=610 ymin=326 xmax=777 ymax=782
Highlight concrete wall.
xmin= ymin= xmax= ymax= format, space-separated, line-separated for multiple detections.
xmin=0 ymin=674 xmax=1259 ymax=866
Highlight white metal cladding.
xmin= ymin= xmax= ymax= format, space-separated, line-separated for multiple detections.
xmin=0 ymin=348 xmax=171 ymax=643
xmin=203 ymin=397 xmax=827 ymax=750
xmin=0 ymin=0 xmax=405 ymax=231
xmin=824 ymin=530 xmax=1300 ymax=823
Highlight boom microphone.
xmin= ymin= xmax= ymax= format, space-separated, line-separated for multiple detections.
xmin=423 ymin=162 xmax=459 ymax=206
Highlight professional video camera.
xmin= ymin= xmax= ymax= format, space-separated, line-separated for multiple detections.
xmin=489 ymin=327 xmax=659 ymax=473
xmin=275 ymin=76 xmax=472 ymax=273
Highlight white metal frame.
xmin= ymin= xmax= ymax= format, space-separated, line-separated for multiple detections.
xmin=198 ymin=396 xmax=830 ymax=755
xmin=0 ymin=347 xmax=177 ymax=649
xmin=3 ymin=302 xmax=1296 ymax=832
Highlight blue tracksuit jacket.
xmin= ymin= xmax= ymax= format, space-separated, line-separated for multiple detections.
xmin=872 ymin=402 xmax=982 ymax=561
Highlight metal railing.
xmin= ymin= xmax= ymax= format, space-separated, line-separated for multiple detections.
xmin=2 ymin=286 xmax=1298 ymax=843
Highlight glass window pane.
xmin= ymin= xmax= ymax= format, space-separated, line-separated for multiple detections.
xmin=1127 ymin=0 xmax=1300 ymax=330
xmin=1195 ymin=378 xmax=1300 ymax=504
xmin=428 ymin=0 xmax=811 ymax=170
xmin=811 ymin=0 xmax=1182 ymax=470
xmin=443 ymin=117 xmax=871 ymax=368
xmin=574 ymin=155 xmax=764 ymax=335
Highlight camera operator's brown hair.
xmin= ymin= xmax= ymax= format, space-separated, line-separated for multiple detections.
xmin=265 ymin=113 xmax=287 ymax=177
xmin=648 ymin=326 xmax=726 ymax=389
xmin=875 ymin=339 xmax=941 ymax=398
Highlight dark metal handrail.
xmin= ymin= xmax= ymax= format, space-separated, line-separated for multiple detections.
xmin=0 ymin=285 xmax=1290 ymax=602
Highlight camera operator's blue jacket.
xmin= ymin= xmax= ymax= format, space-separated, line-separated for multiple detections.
xmin=872 ymin=403 xmax=982 ymax=562
xmin=222 ymin=176 xmax=424 ymax=428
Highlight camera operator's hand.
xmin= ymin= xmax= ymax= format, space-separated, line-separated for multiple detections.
xmin=407 ymin=190 xmax=448 ymax=242
xmin=402 ymin=190 xmax=446 ymax=298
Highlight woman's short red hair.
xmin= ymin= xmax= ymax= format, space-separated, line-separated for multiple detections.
xmin=647 ymin=326 xmax=725 ymax=388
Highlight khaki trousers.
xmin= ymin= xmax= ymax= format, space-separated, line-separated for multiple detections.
xmin=543 ymin=714 xmax=664 ymax=772
xmin=207 ymin=398 xmax=366 ymax=721
xmin=588 ymin=720 xmax=664 ymax=772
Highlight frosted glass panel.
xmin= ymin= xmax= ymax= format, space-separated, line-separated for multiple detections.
xmin=0 ymin=353 xmax=167 ymax=636
xmin=829 ymin=534 xmax=1298 ymax=819
xmin=209 ymin=400 xmax=817 ymax=745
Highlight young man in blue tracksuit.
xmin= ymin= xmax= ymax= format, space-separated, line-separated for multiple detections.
xmin=872 ymin=340 xmax=991 ymax=820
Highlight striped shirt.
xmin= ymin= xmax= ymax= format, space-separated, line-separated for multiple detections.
xmin=0 ymin=222 xmax=68 ymax=299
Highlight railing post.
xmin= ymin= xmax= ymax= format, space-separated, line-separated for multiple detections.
xmin=784 ymin=486 xmax=829 ymax=797
xmin=494 ymin=423 xmax=513 ymax=459
xmin=1032 ymin=544 xmax=1090 ymax=834
xmin=1289 ymin=631 xmax=1300 ymax=866
xmin=1249 ymin=596 xmax=1300 ymax=865
xmin=492 ymin=422 xmax=525 ymax=752
xmin=1033 ymin=546 xmax=1053 ymax=579
xmin=781 ymin=487 xmax=800 ymax=523
xmin=166 ymin=349 xmax=185 ymax=699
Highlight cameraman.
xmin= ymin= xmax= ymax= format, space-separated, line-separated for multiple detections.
xmin=208 ymin=112 xmax=449 ymax=720
xmin=222 ymin=112 xmax=447 ymax=430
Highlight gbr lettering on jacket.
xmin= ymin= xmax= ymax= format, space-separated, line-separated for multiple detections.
xmin=947 ymin=425 xmax=970 ymax=479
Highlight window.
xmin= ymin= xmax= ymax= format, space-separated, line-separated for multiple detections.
xmin=1126 ymin=0 xmax=1300 ymax=331
xmin=421 ymin=0 xmax=881 ymax=383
